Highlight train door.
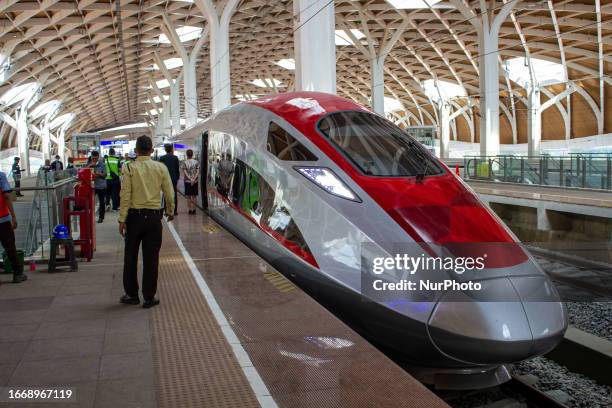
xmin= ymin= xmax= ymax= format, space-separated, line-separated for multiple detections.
xmin=200 ymin=131 xmax=208 ymax=210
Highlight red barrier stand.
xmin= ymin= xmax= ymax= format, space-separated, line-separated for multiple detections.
xmin=63 ymin=168 xmax=95 ymax=261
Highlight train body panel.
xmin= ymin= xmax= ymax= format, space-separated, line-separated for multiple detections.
xmin=185 ymin=92 xmax=567 ymax=389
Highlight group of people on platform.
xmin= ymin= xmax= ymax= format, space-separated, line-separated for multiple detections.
xmin=88 ymin=144 xmax=200 ymax=223
xmin=88 ymin=148 xmax=126 ymax=223
xmin=0 ymin=139 xmax=200 ymax=301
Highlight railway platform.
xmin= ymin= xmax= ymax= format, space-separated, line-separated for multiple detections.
xmin=467 ymin=181 xmax=611 ymax=251
xmin=467 ymin=180 xmax=612 ymax=213
xmin=0 ymin=196 xmax=448 ymax=408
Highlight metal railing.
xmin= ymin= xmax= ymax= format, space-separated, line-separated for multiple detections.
xmin=19 ymin=169 xmax=77 ymax=257
xmin=463 ymin=155 xmax=612 ymax=190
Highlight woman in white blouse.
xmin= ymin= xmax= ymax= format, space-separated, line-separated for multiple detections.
xmin=181 ymin=149 xmax=200 ymax=215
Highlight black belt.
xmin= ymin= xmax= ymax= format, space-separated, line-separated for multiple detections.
xmin=128 ymin=208 xmax=163 ymax=215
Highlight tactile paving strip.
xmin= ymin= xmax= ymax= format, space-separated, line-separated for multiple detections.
xmin=150 ymin=229 xmax=260 ymax=408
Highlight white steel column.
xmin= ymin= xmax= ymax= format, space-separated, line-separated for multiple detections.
xmin=293 ymin=0 xmax=336 ymax=94
xmin=16 ymin=108 xmax=30 ymax=177
xmin=451 ymin=0 xmax=517 ymax=156
xmin=196 ymin=0 xmax=240 ymax=113
xmin=150 ymin=79 xmax=170 ymax=139
xmin=162 ymin=15 xmax=209 ymax=127
xmin=153 ymin=51 xmax=184 ymax=136
xmin=42 ymin=119 xmax=51 ymax=161
xmin=438 ymin=102 xmax=450 ymax=159
xmin=15 ymin=85 xmax=41 ymax=177
xmin=527 ymin=84 xmax=575 ymax=156
xmin=342 ymin=15 xmax=409 ymax=114
xmin=58 ymin=125 xmax=67 ymax=164
xmin=371 ymin=56 xmax=385 ymax=115
xmin=478 ymin=30 xmax=501 ymax=156
xmin=596 ymin=0 xmax=604 ymax=135
xmin=183 ymin=58 xmax=198 ymax=125
xmin=527 ymin=86 xmax=541 ymax=156
xmin=170 ymin=74 xmax=182 ymax=136
xmin=438 ymin=101 xmax=472 ymax=159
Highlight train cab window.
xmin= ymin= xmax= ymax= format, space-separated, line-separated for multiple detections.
xmin=267 ymin=122 xmax=317 ymax=161
xmin=318 ymin=111 xmax=444 ymax=177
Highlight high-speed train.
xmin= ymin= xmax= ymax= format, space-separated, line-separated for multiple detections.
xmin=178 ymin=92 xmax=567 ymax=389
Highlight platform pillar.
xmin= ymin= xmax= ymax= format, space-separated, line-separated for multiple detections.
xmin=439 ymin=102 xmax=451 ymax=159
xmin=170 ymin=76 xmax=182 ymax=136
xmin=161 ymin=14 xmax=208 ymax=126
xmin=451 ymin=0 xmax=518 ymax=156
xmin=184 ymin=59 xmax=198 ymax=126
xmin=153 ymin=50 xmax=183 ymax=136
xmin=42 ymin=120 xmax=51 ymax=161
xmin=527 ymin=86 xmax=541 ymax=157
xmin=196 ymin=0 xmax=239 ymax=113
xmin=16 ymin=108 xmax=30 ymax=177
xmin=537 ymin=207 xmax=551 ymax=231
xmin=371 ymin=56 xmax=385 ymax=115
xmin=58 ymin=124 xmax=67 ymax=164
xmin=293 ymin=0 xmax=336 ymax=94
xmin=477 ymin=31 xmax=501 ymax=156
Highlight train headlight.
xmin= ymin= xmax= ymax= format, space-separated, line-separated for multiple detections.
xmin=295 ymin=167 xmax=361 ymax=202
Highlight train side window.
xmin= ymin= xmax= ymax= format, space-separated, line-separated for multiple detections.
xmin=267 ymin=122 xmax=317 ymax=161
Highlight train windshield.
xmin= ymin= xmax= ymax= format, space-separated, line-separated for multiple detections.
xmin=318 ymin=111 xmax=444 ymax=177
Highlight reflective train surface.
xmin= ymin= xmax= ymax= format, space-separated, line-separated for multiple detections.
xmin=180 ymin=92 xmax=567 ymax=389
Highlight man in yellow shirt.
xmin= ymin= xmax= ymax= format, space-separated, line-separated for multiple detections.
xmin=118 ymin=135 xmax=175 ymax=308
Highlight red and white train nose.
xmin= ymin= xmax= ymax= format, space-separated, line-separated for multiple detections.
xmin=428 ymin=275 xmax=567 ymax=365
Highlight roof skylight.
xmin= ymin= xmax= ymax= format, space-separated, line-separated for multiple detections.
xmin=422 ymin=79 xmax=466 ymax=103
xmin=335 ymin=29 xmax=365 ymax=46
xmin=50 ymin=112 xmax=74 ymax=130
xmin=250 ymin=78 xmax=285 ymax=88
xmin=503 ymin=57 xmax=566 ymax=88
xmin=159 ymin=26 xmax=203 ymax=44
xmin=0 ymin=82 xmax=41 ymax=107
xmin=99 ymin=122 xmax=148 ymax=133
xmin=31 ymin=100 xmax=61 ymax=120
xmin=386 ymin=0 xmax=442 ymax=8
xmin=153 ymin=58 xmax=184 ymax=70
xmin=276 ymin=59 xmax=295 ymax=70
xmin=155 ymin=79 xmax=170 ymax=89
xmin=384 ymin=97 xmax=404 ymax=113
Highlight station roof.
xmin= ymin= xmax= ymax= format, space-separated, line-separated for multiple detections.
xmin=0 ymin=0 xmax=608 ymax=147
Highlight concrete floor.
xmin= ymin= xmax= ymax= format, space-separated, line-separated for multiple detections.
xmin=0 ymin=210 xmax=156 ymax=408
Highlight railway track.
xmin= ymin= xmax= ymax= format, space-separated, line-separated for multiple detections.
xmin=439 ymin=372 xmax=580 ymax=408
xmin=501 ymin=375 xmax=570 ymax=408
xmin=529 ymin=246 xmax=612 ymax=301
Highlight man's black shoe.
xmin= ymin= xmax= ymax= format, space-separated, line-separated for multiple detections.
xmin=97 ymin=218 xmax=103 ymax=223
xmin=12 ymin=274 xmax=27 ymax=283
xmin=120 ymin=295 xmax=140 ymax=305
xmin=143 ymin=298 xmax=160 ymax=309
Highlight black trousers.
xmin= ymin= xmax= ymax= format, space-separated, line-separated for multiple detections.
xmin=172 ymin=181 xmax=177 ymax=214
xmin=0 ymin=221 xmax=21 ymax=275
xmin=105 ymin=178 xmax=120 ymax=210
xmin=13 ymin=179 xmax=20 ymax=194
xmin=95 ymin=188 xmax=105 ymax=220
xmin=123 ymin=211 xmax=163 ymax=300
